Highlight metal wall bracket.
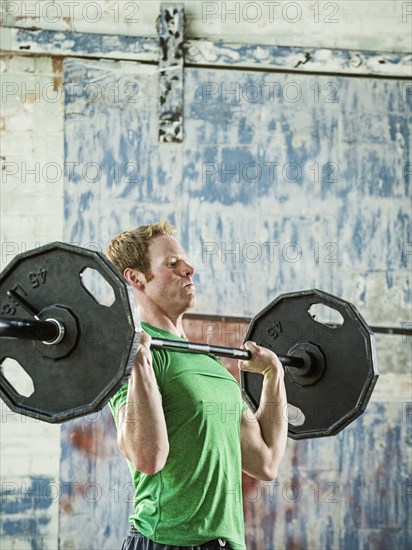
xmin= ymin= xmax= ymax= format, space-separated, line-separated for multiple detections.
xmin=157 ymin=4 xmax=184 ymax=143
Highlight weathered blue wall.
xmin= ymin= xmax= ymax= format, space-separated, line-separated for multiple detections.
xmin=58 ymin=408 xmax=131 ymax=548
xmin=1 ymin=475 xmax=56 ymax=548
xmin=242 ymin=401 xmax=411 ymax=549
xmin=59 ymin=57 xmax=411 ymax=549
xmin=63 ymin=60 xmax=410 ymax=319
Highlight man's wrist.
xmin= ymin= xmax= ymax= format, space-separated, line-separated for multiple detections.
xmin=262 ymin=365 xmax=275 ymax=376
xmin=262 ymin=362 xmax=284 ymax=378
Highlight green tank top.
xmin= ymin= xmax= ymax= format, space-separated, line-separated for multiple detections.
xmin=109 ymin=323 xmax=248 ymax=549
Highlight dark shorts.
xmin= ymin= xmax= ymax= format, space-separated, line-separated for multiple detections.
xmin=121 ymin=526 xmax=232 ymax=550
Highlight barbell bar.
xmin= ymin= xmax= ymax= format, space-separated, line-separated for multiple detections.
xmin=1 ymin=317 xmax=60 ymax=343
xmin=0 ymin=314 xmax=304 ymax=367
xmin=0 ymin=242 xmax=379 ymax=438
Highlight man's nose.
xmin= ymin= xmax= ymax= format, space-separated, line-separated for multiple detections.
xmin=182 ymin=261 xmax=195 ymax=277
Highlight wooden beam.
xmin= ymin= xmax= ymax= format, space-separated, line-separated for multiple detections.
xmin=1 ymin=27 xmax=410 ymax=78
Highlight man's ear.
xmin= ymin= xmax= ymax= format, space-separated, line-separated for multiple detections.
xmin=124 ymin=268 xmax=145 ymax=289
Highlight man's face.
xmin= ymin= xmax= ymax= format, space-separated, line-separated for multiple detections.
xmin=143 ymin=235 xmax=196 ymax=315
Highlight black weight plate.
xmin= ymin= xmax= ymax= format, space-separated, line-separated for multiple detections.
xmin=241 ymin=289 xmax=379 ymax=439
xmin=0 ymin=242 xmax=139 ymax=423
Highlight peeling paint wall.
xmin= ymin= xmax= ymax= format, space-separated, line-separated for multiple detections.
xmin=62 ymin=59 xmax=411 ymax=325
xmin=58 ymin=409 xmax=131 ymax=549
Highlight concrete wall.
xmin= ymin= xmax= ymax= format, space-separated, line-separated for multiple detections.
xmin=0 ymin=1 xmax=411 ymax=548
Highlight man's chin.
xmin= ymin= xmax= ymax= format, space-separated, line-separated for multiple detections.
xmin=185 ymin=295 xmax=196 ymax=310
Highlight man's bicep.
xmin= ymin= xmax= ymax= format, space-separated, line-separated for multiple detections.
xmin=240 ymin=408 xmax=272 ymax=479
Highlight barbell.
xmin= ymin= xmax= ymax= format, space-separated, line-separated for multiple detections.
xmin=0 ymin=242 xmax=379 ymax=439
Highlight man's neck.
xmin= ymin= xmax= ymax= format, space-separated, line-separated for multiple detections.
xmin=140 ymin=306 xmax=187 ymax=338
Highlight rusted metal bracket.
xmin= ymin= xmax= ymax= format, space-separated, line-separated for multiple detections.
xmin=157 ymin=3 xmax=184 ymax=143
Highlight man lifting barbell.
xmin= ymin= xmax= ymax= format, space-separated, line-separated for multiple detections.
xmin=0 ymin=220 xmax=380 ymax=546
xmin=105 ymin=220 xmax=288 ymax=550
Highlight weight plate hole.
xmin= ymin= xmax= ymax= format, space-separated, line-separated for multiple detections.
xmin=287 ymin=404 xmax=305 ymax=427
xmin=308 ymin=303 xmax=344 ymax=329
xmin=79 ymin=268 xmax=116 ymax=307
xmin=1 ymin=358 xmax=35 ymax=398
